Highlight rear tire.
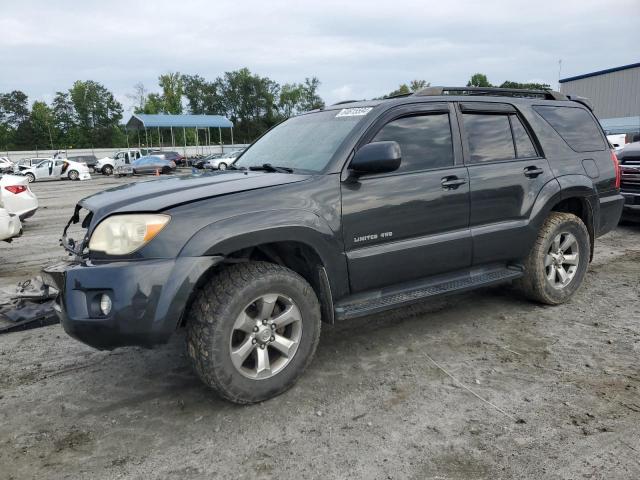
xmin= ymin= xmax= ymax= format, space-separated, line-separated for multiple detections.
xmin=185 ymin=261 xmax=321 ymax=404
xmin=68 ymin=170 xmax=79 ymax=181
xmin=515 ymin=212 xmax=590 ymax=305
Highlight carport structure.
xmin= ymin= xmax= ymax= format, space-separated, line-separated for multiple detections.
xmin=125 ymin=113 xmax=234 ymax=156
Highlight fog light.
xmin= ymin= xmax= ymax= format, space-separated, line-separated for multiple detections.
xmin=99 ymin=294 xmax=112 ymax=316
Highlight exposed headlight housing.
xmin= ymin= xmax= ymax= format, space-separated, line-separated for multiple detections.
xmin=88 ymin=214 xmax=170 ymax=255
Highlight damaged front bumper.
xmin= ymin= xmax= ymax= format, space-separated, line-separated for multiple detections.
xmin=43 ymin=255 xmax=223 ymax=350
xmin=47 ymin=204 xmax=222 ymax=350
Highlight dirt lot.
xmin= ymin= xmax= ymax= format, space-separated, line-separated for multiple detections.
xmin=1 ymin=174 xmax=639 ymax=479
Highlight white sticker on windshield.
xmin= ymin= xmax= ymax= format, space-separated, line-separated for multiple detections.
xmin=335 ymin=107 xmax=372 ymax=117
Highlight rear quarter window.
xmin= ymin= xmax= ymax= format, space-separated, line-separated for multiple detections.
xmin=533 ymin=105 xmax=606 ymax=153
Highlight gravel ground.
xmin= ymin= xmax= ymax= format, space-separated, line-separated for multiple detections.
xmin=0 ymin=174 xmax=639 ymax=479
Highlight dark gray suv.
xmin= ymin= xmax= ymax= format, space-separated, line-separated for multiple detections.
xmin=45 ymin=86 xmax=623 ymax=404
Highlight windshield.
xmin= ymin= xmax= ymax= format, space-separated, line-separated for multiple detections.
xmin=234 ymin=109 xmax=369 ymax=172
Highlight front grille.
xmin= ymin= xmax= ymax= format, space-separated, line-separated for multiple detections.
xmin=61 ymin=205 xmax=92 ymax=257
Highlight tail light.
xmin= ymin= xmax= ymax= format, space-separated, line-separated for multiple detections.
xmin=611 ymin=150 xmax=621 ymax=189
xmin=5 ymin=185 xmax=27 ymax=194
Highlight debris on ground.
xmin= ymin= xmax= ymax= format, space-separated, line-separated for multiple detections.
xmin=0 ymin=276 xmax=58 ymax=333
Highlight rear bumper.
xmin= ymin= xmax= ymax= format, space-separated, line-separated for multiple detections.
xmin=597 ymin=193 xmax=624 ymax=235
xmin=621 ymin=192 xmax=640 ymax=221
xmin=43 ymin=255 xmax=223 ymax=350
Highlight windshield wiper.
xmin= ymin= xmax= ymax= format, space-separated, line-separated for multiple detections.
xmin=248 ymin=163 xmax=294 ymax=173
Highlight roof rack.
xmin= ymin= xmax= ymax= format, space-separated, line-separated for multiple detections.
xmin=413 ymin=86 xmax=568 ymax=101
xmin=331 ymin=100 xmax=361 ymax=106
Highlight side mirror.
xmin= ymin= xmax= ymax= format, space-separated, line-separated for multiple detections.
xmin=350 ymin=141 xmax=401 ymax=175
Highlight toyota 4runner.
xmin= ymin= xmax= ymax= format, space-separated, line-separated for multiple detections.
xmin=44 ymin=86 xmax=624 ymax=404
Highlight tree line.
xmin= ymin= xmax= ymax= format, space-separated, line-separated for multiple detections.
xmin=0 ymin=69 xmax=325 ymax=151
xmin=0 ymin=71 xmax=550 ymax=152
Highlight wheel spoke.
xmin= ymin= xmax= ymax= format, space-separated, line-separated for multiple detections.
xmin=563 ymin=253 xmax=579 ymax=265
xmin=271 ymin=304 xmax=300 ymax=329
xmin=270 ymin=334 xmax=296 ymax=357
xmin=544 ymin=254 xmax=554 ymax=267
xmin=559 ymin=234 xmax=576 ymax=253
xmin=255 ymin=347 xmax=271 ymax=376
xmin=546 ymin=265 xmax=557 ymax=281
xmin=231 ymin=337 xmax=255 ymax=368
xmin=258 ymin=295 xmax=278 ymax=319
xmin=233 ymin=311 xmax=255 ymax=333
xmin=552 ymin=234 xmax=561 ymax=252
xmin=557 ymin=266 xmax=569 ymax=283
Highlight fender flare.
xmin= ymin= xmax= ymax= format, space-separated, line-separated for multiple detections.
xmin=179 ymin=208 xmax=349 ymax=297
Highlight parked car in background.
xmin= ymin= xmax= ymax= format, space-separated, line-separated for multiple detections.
xmin=20 ymin=159 xmax=91 ymax=183
xmin=150 ymin=151 xmax=185 ymax=166
xmin=95 ymin=149 xmax=144 ymax=175
xmin=205 ymin=149 xmax=244 ymax=170
xmin=618 ymin=142 xmax=640 ymax=222
xmin=0 ymin=207 xmax=21 ymax=242
xmin=607 ymin=134 xmax=627 ymax=151
xmin=192 ymin=153 xmax=222 ymax=169
xmin=13 ymin=157 xmax=50 ymax=172
xmin=132 ymin=155 xmax=177 ymax=175
xmin=0 ymin=175 xmax=38 ymax=219
xmin=0 ymin=157 xmax=14 ymax=174
xmin=68 ymin=155 xmax=98 ymax=169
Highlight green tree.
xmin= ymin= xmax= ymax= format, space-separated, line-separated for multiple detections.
xmin=384 ymin=79 xmax=429 ymax=98
xmin=0 ymin=90 xmax=30 ymax=129
xmin=159 ymin=72 xmax=184 ymax=114
xmin=499 ymin=80 xmax=551 ymax=90
xmin=30 ymin=101 xmax=55 ymax=149
xmin=52 ymin=92 xmax=78 ymax=147
xmin=467 ymin=73 xmax=493 ymax=87
xmin=299 ymin=77 xmax=325 ymax=111
xmin=69 ymin=80 xmax=123 ymax=147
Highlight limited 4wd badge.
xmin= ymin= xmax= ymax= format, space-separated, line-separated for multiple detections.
xmin=353 ymin=231 xmax=393 ymax=243
xmin=336 ymin=107 xmax=372 ymax=117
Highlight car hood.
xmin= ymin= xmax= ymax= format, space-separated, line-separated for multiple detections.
xmin=80 ymin=170 xmax=311 ymax=223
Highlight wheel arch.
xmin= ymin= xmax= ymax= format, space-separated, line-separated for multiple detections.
xmin=530 ymin=176 xmax=597 ymax=261
xmin=179 ymin=210 xmax=349 ymax=324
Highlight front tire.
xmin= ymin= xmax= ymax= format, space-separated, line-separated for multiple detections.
xmin=186 ymin=262 xmax=321 ymax=404
xmin=516 ymin=212 xmax=590 ymax=305
xmin=25 ymin=173 xmax=35 ymax=183
xmin=218 ymin=162 xmax=227 ymax=171
xmin=103 ymin=165 xmax=113 ymax=176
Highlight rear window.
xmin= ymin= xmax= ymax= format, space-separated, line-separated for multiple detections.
xmin=533 ymin=106 xmax=606 ymax=152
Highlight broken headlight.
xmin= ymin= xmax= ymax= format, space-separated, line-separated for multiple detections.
xmin=88 ymin=214 xmax=170 ymax=255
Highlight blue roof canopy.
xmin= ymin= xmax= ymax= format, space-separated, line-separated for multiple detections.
xmin=126 ymin=113 xmax=233 ymax=129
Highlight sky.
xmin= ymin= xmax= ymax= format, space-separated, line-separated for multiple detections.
xmin=1 ymin=0 xmax=638 ymax=112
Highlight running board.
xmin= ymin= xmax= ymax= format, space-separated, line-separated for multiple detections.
xmin=334 ymin=266 xmax=523 ymax=321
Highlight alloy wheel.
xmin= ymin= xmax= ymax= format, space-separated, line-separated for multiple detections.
xmin=229 ymin=294 xmax=303 ymax=380
xmin=545 ymin=232 xmax=580 ymax=289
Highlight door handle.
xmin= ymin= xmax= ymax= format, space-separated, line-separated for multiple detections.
xmin=523 ymin=166 xmax=544 ymax=178
xmin=441 ymin=176 xmax=466 ymax=189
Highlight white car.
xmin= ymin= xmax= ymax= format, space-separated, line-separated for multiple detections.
xmin=0 ymin=208 xmax=21 ymax=242
xmin=21 ymin=159 xmax=91 ymax=183
xmin=206 ymin=150 xmax=244 ymax=170
xmin=95 ymin=149 xmax=144 ymax=175
xmin=0 ymin=157 xmax=14 ymax=174
xmin=0 ymin=175 xmax=38 ymax=219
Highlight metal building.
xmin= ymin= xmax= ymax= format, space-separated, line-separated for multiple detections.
xmin=559 ymin=62 xmax=640 ymax=137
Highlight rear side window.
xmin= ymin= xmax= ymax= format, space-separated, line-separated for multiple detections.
xmin=371 ymin=113 xmax=454 ymax=173
xmin=510 ymin=116 xmax=537 ymax=158
xmin=463 ymin=114 xmax=514 ymax=163
xmin=533 ymin=106 xmax=606 ymax=152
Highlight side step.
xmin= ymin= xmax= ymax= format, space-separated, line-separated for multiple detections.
xmin=334 ymin=266 xmax=523 ymax=321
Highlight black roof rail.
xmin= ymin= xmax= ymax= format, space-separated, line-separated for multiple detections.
xmin=414 ymin=86 xmax=568 ymax=101
xmin=331 ymin=100 xmax=361 ymax=106
xmin=565 ymin=94 xmax=594 ymax=111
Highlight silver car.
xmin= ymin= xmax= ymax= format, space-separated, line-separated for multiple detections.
xmin=206 ymin=150 xmax=244 ymax=170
